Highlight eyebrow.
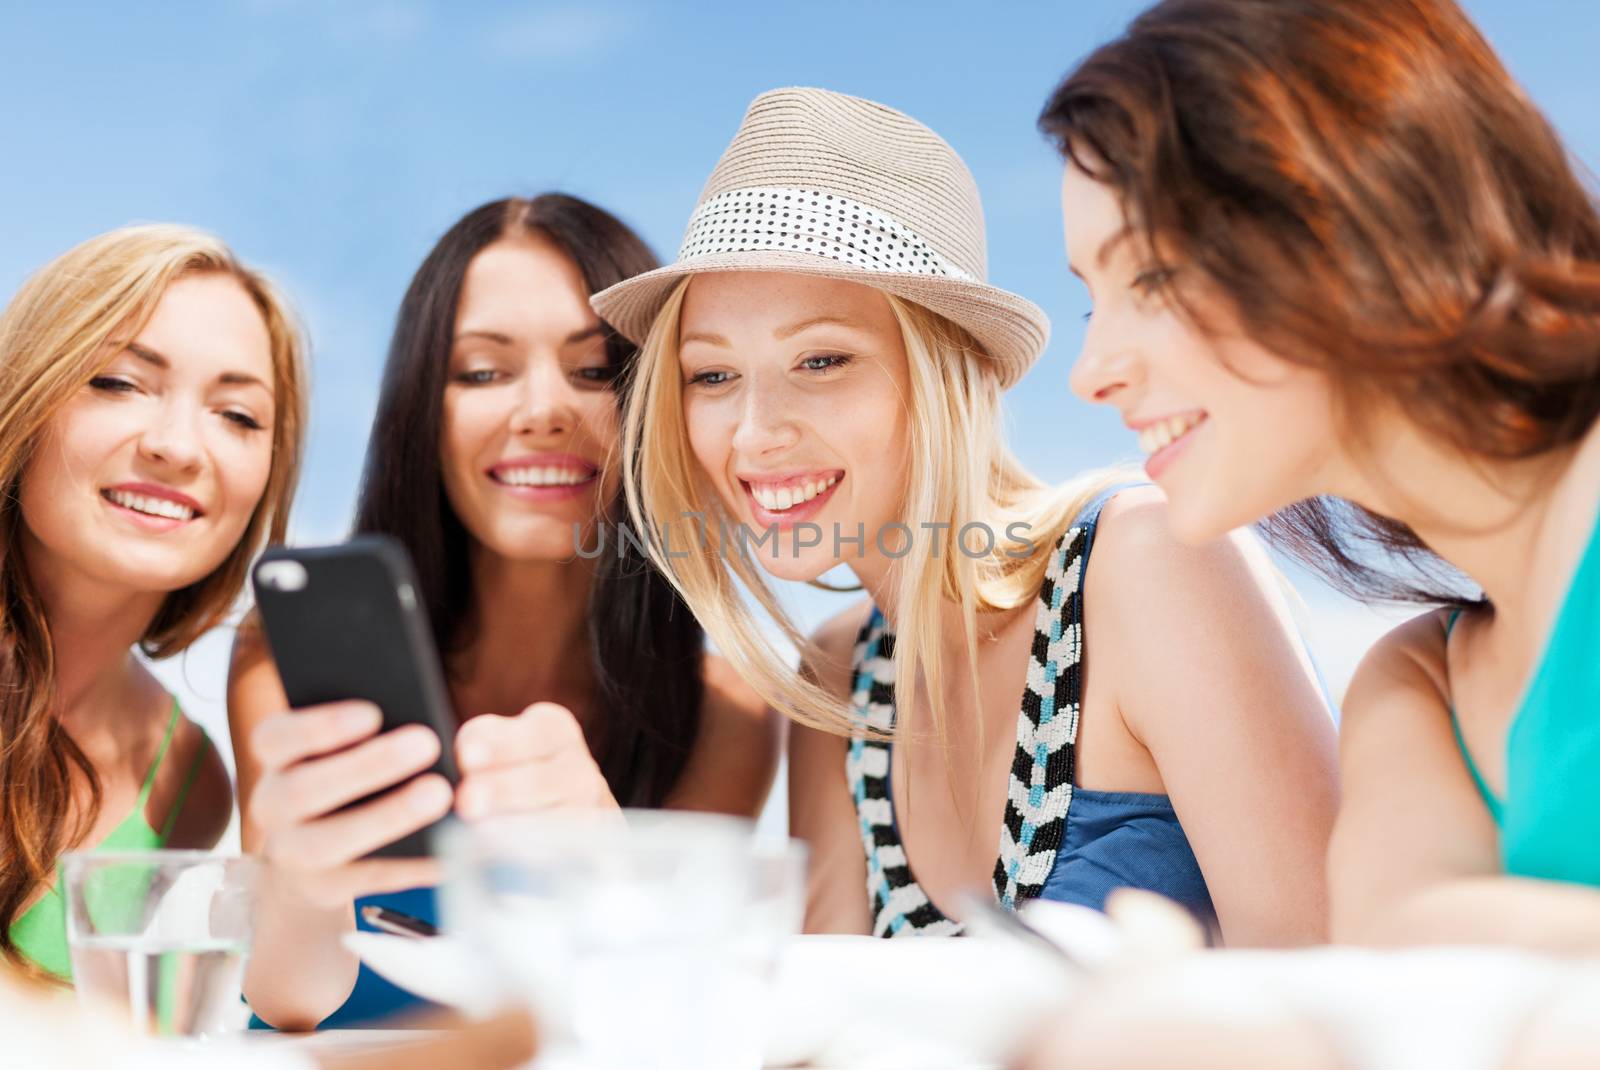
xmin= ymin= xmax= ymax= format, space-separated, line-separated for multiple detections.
xmin=454 ymin=325 xmax=606 ymax=347
xmin=1068 ymin=225 xmax=1134 ymax=280
xmin=680 ymin=314 xmax=863 ymax=349
xmin=774 ymin=314 xmax=860 ymax=340
xmin=454 ymin=329 xmax=514 ymax=346
xmin=125 ymin=342 xmax=270 ymax=390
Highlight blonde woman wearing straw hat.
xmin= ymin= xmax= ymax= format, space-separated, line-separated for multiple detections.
xmin=599 ymin=87 xmax=1337 ymax=943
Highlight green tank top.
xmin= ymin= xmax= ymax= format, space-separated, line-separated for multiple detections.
xmin=1447 ymin=489 xmax=1600 ymax=885
xmin=8 ymin=700 xmax=211 ymax=980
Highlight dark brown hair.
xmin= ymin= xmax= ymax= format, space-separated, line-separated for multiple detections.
xmin=1040 ymin=0 xmax=1600 ymax=602
xmin=354 ymin=194 xmax=704 ymax=807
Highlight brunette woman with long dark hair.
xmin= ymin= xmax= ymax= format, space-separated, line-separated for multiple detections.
xmin=1040 ymin=0 xmax=1600 ymax=954
xmin=230 ymin=194 xmax=777 ymax=1029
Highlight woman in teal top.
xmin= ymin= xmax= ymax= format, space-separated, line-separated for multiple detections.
xmin=0 ymin=224 xmax=306 ymax=980
xmin=1448 ymin=495 xmax=1600 ymax=889
xmin=1040 ymin=0 xmax=1600 ymax=951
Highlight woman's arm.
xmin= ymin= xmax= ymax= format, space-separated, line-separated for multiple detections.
xmin=1359 ymin=877 xmax=1600 ymax=953
xmin=1328 ymin=614 xmax=1600 ymax=949
xmin=1089 ymin=491 xmax=1340 ymax=946
xmin=788 ymin=602 xmax=874 ymax=935
xmin=229 ymin=620 xmax=442 ymax=1031
xmin=663 ymin=654 xmax=782 ymax=816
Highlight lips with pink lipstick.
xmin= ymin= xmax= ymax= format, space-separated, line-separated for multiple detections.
xmin=487 ymin=454 xmax=600 ymax=502
xmin=739 ymin=469 xmax=845 ymax=529
xmin=100 ymin=482 xmax=205 ymax=533
xmin=1131 ymin=410 xmax=1209 ymax=481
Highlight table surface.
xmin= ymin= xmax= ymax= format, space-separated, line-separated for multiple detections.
xmin=255 ymin=1029 xmax=997 ymax=1070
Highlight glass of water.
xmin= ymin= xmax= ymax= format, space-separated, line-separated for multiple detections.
xmin=63 ymin=850 xmax=256 ymax=1039
xmin=442 ymin=811 xmax=806 ymax=1070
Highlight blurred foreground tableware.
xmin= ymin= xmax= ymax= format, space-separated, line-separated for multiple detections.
xmin=63 ymin=850 xmax=255 ymax=1039
xmin=765 ymin=933 xmax=1076 ymax=1068
xmin=339 ymin=930 xmax=485 ymax=1009
xmin=1017 ymin=945 xmax=1600 ymax=1070
xmin=441 ymin=811 xmax=805 ymax=1070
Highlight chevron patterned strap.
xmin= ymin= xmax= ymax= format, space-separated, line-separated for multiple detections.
xmin=843 ymin=523 xmax=1091 ymax=936
xmin=994 ymin=526 xmax=1087 ymax=907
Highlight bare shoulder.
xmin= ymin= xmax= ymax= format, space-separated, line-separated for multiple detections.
xmin=1342 ymin=609 xmax=1454 ymax=731
xmin=158 ymin=714 xmax=233 ymax=850
xmin=1085 ymin=486 xmax=1259 ymax=614
xmin=802 ymin=598 xmax=875 ymax=699
xmin=227 ymin=613 xmax=287 ymax=730
xmin=229 ymin=611 xmax=271 ymax=678
xmin=667 ymin=654 xmax=781 ymax=817
xmin=697 ymin=653 xmax=780 ymax=743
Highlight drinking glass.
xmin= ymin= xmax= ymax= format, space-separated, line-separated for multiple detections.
xmin=442 ymin=811 xmax=806 ymax=1070
xmin=63 ymin=850 xmax=256 ymax=1039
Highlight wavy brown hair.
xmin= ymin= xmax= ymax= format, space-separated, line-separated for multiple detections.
xmin=1040 ymin=0 xmax=1600 ymax=602
xmin=0 ymin=225 xmax=306 ymax=976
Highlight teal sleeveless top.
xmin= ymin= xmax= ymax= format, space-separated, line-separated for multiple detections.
xmin=1447 ymin=491 xmax=1600 ymax=885
xmin=8 ymin=700 xmax=211 ymax=980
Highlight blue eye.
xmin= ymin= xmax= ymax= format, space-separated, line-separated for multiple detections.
xmin=800 ymin=354 xmax=851 ymax=372
xmin=455 ymin=369 xmax=500 ymax=385
xmin=687 ymin=369 xmax=733 ymax=387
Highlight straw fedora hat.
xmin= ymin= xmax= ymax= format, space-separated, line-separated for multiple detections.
xmin=590 ymin=87 xmax=1049 ymax=389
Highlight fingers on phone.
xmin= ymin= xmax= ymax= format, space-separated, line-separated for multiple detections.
xmin=281 ymin=774 xmax=454 ymax=868
xmin=252 ymin=701 xmax=383 ymax=768
xmin=457 ymin=762 xmax=595 ymax=819
xmin=458 ymin=702 xmax=582 ymax=770
xmin=272 ymin=725 xmax=443 ymax=824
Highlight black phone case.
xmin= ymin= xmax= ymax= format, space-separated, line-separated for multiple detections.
xmin=251 ymin=535 xmax=459 ymax=858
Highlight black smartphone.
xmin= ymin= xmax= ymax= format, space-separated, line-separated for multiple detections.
xmin=251 ymin=534 xmax=459 ymax=858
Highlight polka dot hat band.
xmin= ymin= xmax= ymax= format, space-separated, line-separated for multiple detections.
xmin=589 ymin=87 xmax=1050 ymax=389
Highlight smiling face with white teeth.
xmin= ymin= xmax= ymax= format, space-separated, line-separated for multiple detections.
xmin=18 ymin=272 xmax=277 ymax=596
xmin=1061 ymin=161 xmax=1341 ymax=543
xmin=678 ymin=272 xmax=912 ymax=584
xmin=440 ymin=234 xmax=620 ymax=563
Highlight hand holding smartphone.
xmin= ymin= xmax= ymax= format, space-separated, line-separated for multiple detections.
xmin=251 ymin=535 xmax=460 ymax=858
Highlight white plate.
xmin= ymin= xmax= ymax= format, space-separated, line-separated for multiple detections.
xmin=340 ymin=931 xmax=487 ymax=1010
xmin=765 ymin=934 xmax=1074 ymax=1067
xmin=344 ymin=930 xmax=1075 ymax=1067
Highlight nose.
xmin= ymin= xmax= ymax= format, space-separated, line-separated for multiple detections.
xmin=729 ymin=376 xmax=799 ymax=458
xmin=1069 ymin=316 xmax=1143 ymax=408
xmin=510 ymin=356 xmax=580 ymax=438
xmin=137 ymin=400 xmax=204 ymax=473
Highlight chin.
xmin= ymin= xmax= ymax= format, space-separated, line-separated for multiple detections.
xmin=748 ymin=545 xmax=838 ymax=584
xmin=491 ymin=528 xmax=590 ymax=563
xmin=100 ymin=547 xmax=224 ymax=595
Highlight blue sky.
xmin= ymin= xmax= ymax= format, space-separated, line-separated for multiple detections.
xmin=3 ymin=1 xmax=1596 ymax=745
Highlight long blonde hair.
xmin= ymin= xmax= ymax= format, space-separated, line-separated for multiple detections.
xmin=0 ymin=224 xmax=307 ymax=975
xmin=621 ymin=276 xmax=1126 ymax=742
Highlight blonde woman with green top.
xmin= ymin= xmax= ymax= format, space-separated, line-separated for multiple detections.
xmin=0 ymin=224 xmax=306 ymax=980
xmin=1042 ymin=0 xmax=1600 ymax=952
